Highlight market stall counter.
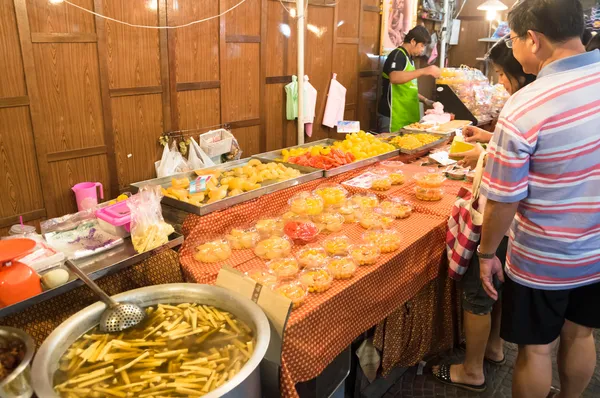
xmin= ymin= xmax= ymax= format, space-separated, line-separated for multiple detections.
xmin=178 ymin=157 xmax=468 ymax=397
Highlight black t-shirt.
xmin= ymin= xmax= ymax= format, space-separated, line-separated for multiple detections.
xmin=378 ymin=47 xmax=413 ymax=117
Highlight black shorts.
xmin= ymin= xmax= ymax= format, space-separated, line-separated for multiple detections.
xmin=462 ymin=236 xmax=509 ymax=315
xmin=501 ymin=277 xmax=600 ymax=345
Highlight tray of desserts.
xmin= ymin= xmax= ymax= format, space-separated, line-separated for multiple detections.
xmin=130 ymin=158 xmax=323 ymax=216
xmin=384 ymin=132 xmax=449 ymax=155
xmin=256 ymin=137 xmax=399 ymax=178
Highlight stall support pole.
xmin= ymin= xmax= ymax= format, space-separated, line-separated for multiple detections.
xmin=440 ymin=0 xmax=450 ymax=68
xmin=297 ymin=0 xmax=305 ymax=145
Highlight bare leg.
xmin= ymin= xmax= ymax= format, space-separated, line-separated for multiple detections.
xmin=433 ymin=310 xmax=489 ymax=385
xmin=485 ymin=300 xmax=504 ymax=362
xmin=513 ymin=343 xmax=553 ymax=398
xmin=556 ymin=320 xmax=596 ymax=398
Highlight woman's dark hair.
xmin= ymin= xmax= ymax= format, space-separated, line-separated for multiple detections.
xmin=582 ymin=28 xmax=594 ymax=46
xmin=488 ymin=39 xmax=536 ymax=91
xmin=586 ymin=33 xmax=600 ymax=52
xmin=404 ymin=26 xmax=431 ymax=45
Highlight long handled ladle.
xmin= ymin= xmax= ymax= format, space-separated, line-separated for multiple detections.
xmin=65 ymin=260 xmax=146 ymax=333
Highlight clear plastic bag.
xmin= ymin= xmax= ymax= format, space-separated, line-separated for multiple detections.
xmin=127 ymin=185 xmax=174 ymax=253
xmin=155 ymin=141 xmax=192 ymax=178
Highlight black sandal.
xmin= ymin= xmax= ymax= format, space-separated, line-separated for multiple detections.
xmin=486 ymin=355 xmax=506 ymax=366
xmin=432 ymin=364 xmax=487 ymax=393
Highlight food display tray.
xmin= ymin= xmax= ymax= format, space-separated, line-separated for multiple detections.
xmin=255 ymin=139 xmax=399 ymax=177
xmin=130 ymin=158 xmax=323 ymax=216
xmin=385 ymin=132 xmax=449 ymax=155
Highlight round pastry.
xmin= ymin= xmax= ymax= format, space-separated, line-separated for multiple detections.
xmin=225 ymin=227 xmax=260 ymax=250
xmin=274 ymin=280 xmax=308 ymax=309
xmin=255 ymin=217 xmax=285 ymax=238
xmin=358 ymin=209 xmax=394 ymax=230
xmin=254 ymin=236 xmax=292 ymax=260
xmin=413 ymin=172 xmax=446 ymax=188
xmin=362 ymin=229 xmax=401 ymax=253
xmin=415 ymin=186 xmax=443 ymax=201
xmin=245 ymin=268 xmax=277 ymax=286
xmin=281 ymin=211 xmax=302 ymax=223
xmin=311 ymin=212 xmax=345 ymax=233
xmin=288 ymin=192 xmax=324 ymax=216
xmin=381 ymin=199 xmax=413 ymax=219
xmin=349 ymin=243 xmax=381 ymax=266
xmin=296 ymin=246 xmax=329 ymax=268
xmin=299 ymin=268 xmax=333 ymax=293
xmin=267 ymin=257 xmax=300 ymax=279
xmin=194 ymin=240 xmax=232 ymax=263
xmin=371 ymin=176 xmax=392 ymax=191
xmin=313 ymin=184 xmax=348 ymax=207
xmin=321 ymin=235 xmax=351 ymax=256
xmin=350 ymin=193 xmax=379 ymax=210
xmin=326 ymin=256 xmax=357 ymax=279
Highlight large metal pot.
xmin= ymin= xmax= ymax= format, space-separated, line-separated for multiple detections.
xmin=32 ymin=283 xmax=270 ymax=398
xmin=0 ymin=327 xmax=35 ymax=398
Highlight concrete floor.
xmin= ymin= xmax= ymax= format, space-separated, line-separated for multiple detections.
xmin=383 ymin=330 xmax=600 ymax=398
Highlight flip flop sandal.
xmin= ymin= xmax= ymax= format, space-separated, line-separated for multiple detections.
xmin=486 ymin=355 xmax=506 ymax=366
xmin=458 ymin=343 xmax=506 ymax=366
xmin=432 ymin=364 xmax=487 ymax=393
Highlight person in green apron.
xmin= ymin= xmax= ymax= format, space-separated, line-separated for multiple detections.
xmin=378 ymin=26 xmax=441 ymax=133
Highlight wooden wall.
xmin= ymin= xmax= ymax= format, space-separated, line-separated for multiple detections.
xmin=0 ymin=0 xmax=382 ymax=230
xmin=448 ymin=0 xmax=517 ymax=69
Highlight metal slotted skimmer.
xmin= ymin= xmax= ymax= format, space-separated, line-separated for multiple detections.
xmin=64 ymin=260 xmax=146 ymax=333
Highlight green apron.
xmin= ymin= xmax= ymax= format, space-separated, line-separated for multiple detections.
xmin=384 ymin=47 xmax=420 ymax=132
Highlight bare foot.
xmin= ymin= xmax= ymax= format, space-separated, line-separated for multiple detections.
xmin=432 ymin=363 xmax=485 ymax=386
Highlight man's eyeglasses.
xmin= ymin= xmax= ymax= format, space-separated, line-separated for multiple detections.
xmin=506 ymin=35 xmax=524 ymax=49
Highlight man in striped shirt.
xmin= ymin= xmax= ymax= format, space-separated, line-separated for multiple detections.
xmin=477 ymin=0 xmax=600 ymax=397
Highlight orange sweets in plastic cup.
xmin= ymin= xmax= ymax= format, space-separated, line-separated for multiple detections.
xmin=358 ymin=208 xmax=394 ymax=230
xmin=254 ymin=236 xmax=292 ymax=260
xmin=337 ymin=201 xmax=359 ymax=223
xmin=225 ymin=227 xmax=261 ymax=250
xmin=413 ymin=172 xmax=446 ymax=188
xmin=288 ymin=192 xmax=324 ymax=216
xmin=370 ymin=175 xmax=392 ymax=191
xmin=313 ymin=183 xmax=348 ymax=207
xmin=362 ymin=229 xmax=402 ymax=253
xmin=274 ymin=280 xmax=308 ymax=309
xmin=321 ymin=235 xmax=352 ymax=256
xmin=381 ymin=198 xmax=413 ymax=219
xmin=245 ymin=267 xmax=277 ymax=286
xmin=255 ymin=217 xmax=285 ymax=238
xmin=295 ymin=246 xmax=328 ymax=268
xmin=312 ymin=212 xmax=345 ymax=233
xmin=194 ymin=239 xmax=232 ymax=263
xmin=415 ymin=186 xmax=444 ymax=201
xmin=326 ymin=256 xmax=358 ymax=279
xmin=299 ymin=268 xmax=333 ymax=293
xmin=349 ymin=243 xmax=381 ymax=266
xmin=267 ymin=257 xmax=300 ymax=279
xmin=350 ymin=193 xmax=380 ymax=210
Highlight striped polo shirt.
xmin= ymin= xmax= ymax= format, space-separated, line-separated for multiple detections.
xmin=480 ymin=49 xmax=600 ymax=290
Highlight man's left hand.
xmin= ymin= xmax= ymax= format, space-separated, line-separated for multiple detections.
xmin=480 ymin=256 xmax=504 ymax=301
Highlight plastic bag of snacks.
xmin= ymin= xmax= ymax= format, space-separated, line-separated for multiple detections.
xmin=127 ymin=185 xmax=174 ymax=253
xmin=194 ymin=238 xmax=232 ymax=263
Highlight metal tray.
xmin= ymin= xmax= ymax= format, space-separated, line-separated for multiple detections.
xmin=384 ymin=132 xmax=449 ymax=155
xmin=255 ymin=139 xmax=399 ymax=177
xmin=130 ymin=158 xmax=323 ymax=216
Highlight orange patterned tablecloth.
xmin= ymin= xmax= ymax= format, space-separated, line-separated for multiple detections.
xmin=179 ymin=158 xmax=467 ymax=397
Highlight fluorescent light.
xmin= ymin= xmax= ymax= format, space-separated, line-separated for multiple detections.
xmin=49 ymin=0 xmax=64 ymax=4
xmin=477 ymin=0 xmax=508 ymax=11
xmin=486 ymin=10 xmax=497 ymax=20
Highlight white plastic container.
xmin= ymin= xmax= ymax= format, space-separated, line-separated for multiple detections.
xmin=200 ymin=128 xmax=234 ymax=157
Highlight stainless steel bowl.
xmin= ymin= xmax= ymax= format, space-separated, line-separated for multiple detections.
xmin=32 ymin=283 xmax=271 ymax=398
xmin=0 ymin=327 xmax=35 ymax=398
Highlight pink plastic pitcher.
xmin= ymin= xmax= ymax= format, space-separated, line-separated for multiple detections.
xmin=72 ymin=182 xmax=104 ymax=211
